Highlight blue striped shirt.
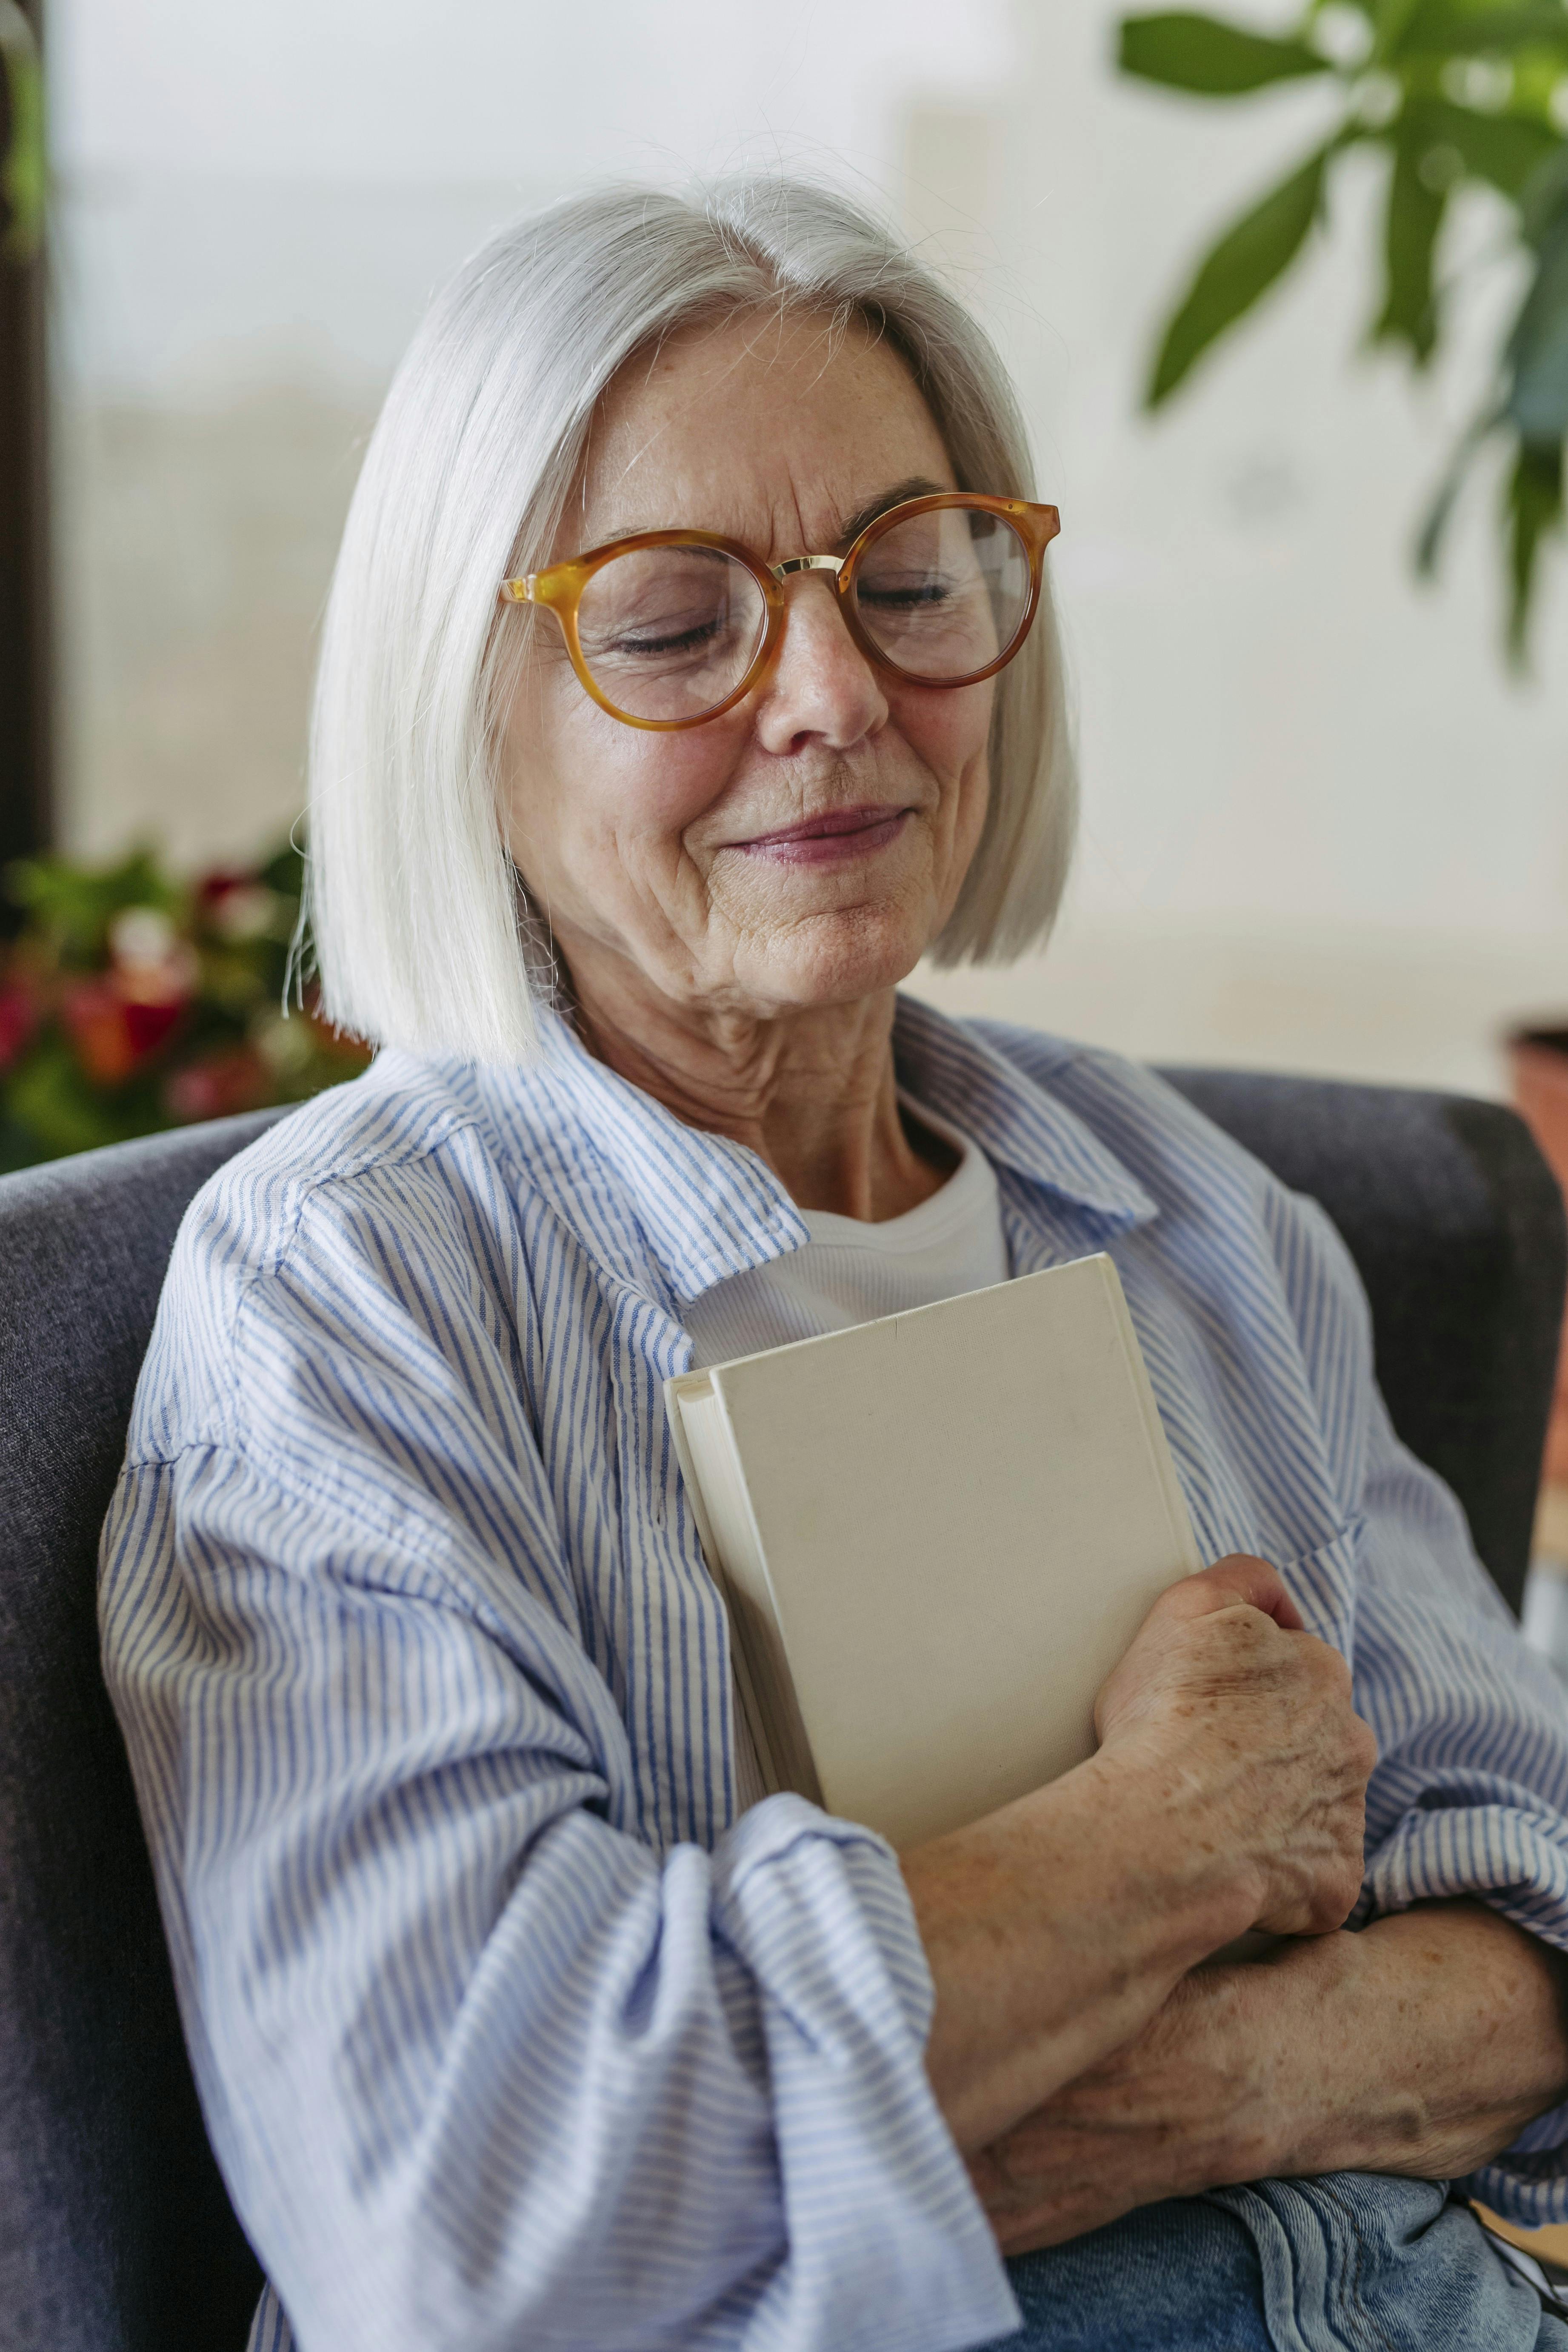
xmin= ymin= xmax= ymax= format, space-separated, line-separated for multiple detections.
xmin=99 ymin=996 xmax=1568 ymax=2352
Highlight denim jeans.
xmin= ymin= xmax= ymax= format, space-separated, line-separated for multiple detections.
xmin=985 ymin=2175 xmax=1568 ymax=2351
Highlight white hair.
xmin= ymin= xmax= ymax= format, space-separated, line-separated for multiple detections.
xmin=308 ymin=176 xmax=1076 ymax=1059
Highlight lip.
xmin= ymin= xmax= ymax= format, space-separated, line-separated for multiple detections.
xmin=731 ymin=804 xmax=916 ymax=865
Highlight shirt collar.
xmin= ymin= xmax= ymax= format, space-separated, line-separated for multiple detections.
xmin=500 ymin=1010 xmax=809 ymax=1304
xmin=891 ymin=995 xmax=1158 ymax=1228
xmin=486 ymin=995 xmax=1155 ymax=1308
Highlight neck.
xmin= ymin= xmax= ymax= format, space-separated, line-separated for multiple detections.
xmin=562 ymin=956 xmax=954 ymax=1222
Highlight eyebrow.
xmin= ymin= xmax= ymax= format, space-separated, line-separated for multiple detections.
xmin=834 ymin=477 xmax=948 ymax=552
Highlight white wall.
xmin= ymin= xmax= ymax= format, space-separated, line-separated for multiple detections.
xmin=47 ymin=0 xmax=1568 ymax=1091
xmin=49 ymin=0 xmax=1006 ymax=409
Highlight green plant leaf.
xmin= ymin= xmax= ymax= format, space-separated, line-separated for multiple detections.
xmin=1407 ymin=95 xmax=1561 ymax=194
xmin=1147 ymin=143 xmax=1334 ymax=404
xmin=1368 ymin=0 xmax=1434 ymax=64
xmin=5 ymin=846 xmax=181 ymax=959
xmin=1505 ymin=433 xmax=1563 ymax=657
xmin=1506 ymin=220 xmax=1568 ymax=435
xmin=1519 ymin=140 xmax=1568 ymax=237
xmin=0 ymin=1107 xmax=44 ymax=1174
xmin=1118 ymin=10 xmax=1328 ymax=93
xmin=2 ymin=1038 xmax=166 ymax=1159
xmin=1373 ymin=135 xmax=1448 ymax=359
xmin=1416 ymin=402 xmax=1504 ymax=572
xmin=259 ymin=834 xmax=306 ymax=904
xmin=1391 ymin=2 xmax=1568 ymax=61
xmin=0 ymin=0 xmax=44 ymax=265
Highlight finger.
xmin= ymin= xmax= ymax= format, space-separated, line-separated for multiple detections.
xmin=1151 ymin=1553 xmax=1305 ymax=1633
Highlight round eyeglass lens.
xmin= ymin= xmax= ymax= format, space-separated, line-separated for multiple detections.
xmin=851 ymin=505 xmax=1032 ymax=682
xmin=573 ymin=544 xmax=768 ymax=722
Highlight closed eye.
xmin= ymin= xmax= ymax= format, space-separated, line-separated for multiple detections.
xmin=858 ymin=580 xmax=955 ymax=611
xmin=608 ymin=616 xmax=726 ymax=657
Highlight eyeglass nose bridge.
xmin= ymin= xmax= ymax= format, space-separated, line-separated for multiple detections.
xmin=770 ymin=554 xmax=845 ymax=582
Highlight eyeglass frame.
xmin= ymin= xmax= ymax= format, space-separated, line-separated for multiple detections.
xmin=498 ymin=491 xmax=1062 ymax=733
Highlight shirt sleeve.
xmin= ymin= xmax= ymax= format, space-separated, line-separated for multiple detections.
xmin=99 ymin=1183 xmax=1017 ymax=2352
xmin=1295 ymin=1196 xmax=1568 ymax=2224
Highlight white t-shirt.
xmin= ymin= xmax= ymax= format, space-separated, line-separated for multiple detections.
xmin=683 ymin=1096 xmax=1010 ymax=1370
xmin=683 ymin=1098 xmax=1010 ymax=1809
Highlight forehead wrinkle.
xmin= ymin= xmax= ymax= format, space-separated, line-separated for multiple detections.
xmin=575 ymin=314 xmax=950 ymax=557
xmin=608 ymin=307 xmax=855 ymax=491
xmin=589 ymin=322 xmax=786 ymax=514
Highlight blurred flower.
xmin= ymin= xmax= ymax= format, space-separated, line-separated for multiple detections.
xmin=108 ymin=904 xmax=200 ymax=1005
xmin=163 ymin=1044 xmax=273 ymax=1124
xmin=109 ymin=905 xmax=177 ymax=967
xmin=61 ymin=977 xmax=186 ymax=1085
xmin=0 ymin=834 xmax=369 ymax=1173
xmin=0 ymin=980 xmax=37 ymax=1072
xmin=254 ymin=1009 xmax=317 ymax=1079
xmin=196 ymin=871 xmax=283 ymax=944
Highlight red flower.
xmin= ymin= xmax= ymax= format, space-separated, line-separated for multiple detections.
xmin=62 ymin=977 xmax=188 ymax=1085
xmin=0 ymin=981 xmax=38 ymax=1072
xmin=163 ymin=1045 xmax=272 ymax=1124
xmin=194 ymin=871 xmax=279 ymax=943
xmin=195 ymin=870 xmax=251 ymax=910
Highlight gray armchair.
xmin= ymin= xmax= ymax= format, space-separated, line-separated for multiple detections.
xmin=0 ymin=1074 xmax=1562 ymax=2352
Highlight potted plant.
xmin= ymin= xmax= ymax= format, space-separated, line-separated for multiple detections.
xmin=1119 ymin=0 xmax=1568 ymax=1479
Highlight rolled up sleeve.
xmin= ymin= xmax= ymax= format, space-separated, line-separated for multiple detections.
xmin=101 ymin=1433 xmax=1015 ymax=2352
xmin=1348 ymin=1387 xmax=1568 ymax=2223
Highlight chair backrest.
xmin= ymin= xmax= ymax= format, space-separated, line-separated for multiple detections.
xmin=1160 ymin=1070 xmax=1566 ymax=1616
xmin=0 ymin=1111 xmax=284 ymax=2352
xmin=0 ymin=1073 xmax=1562 ymax=2351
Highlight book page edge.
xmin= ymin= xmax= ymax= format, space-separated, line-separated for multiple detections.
xmin=661 ymin=1375 xmax=785 ymax=1796
xmin=704 ymin=1372 xmax=825 ymax=1806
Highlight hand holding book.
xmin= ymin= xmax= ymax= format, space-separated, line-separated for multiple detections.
xmin=906 ymin=1553 xmax=1377 ymax=2157
xmin=1092 ymin=1550 xmax=1376 ymax=1941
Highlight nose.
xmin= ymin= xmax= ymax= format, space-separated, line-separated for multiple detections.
xmin=752 ymin=573 xmax=888 ymax=756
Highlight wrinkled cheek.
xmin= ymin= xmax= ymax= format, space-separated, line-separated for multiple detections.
xmin=935 ymin=748 xmax=991 ymax=891
xmin=904 ymin=672 xmax=992 ymax=755
xmin=511 ymin=718 xmax=735 ymax=931
xmin=957 ymin=744 xmax=991 ymax=826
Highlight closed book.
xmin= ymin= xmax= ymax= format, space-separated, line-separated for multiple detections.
xmin=663 ymin=1251 xmax=1200 ymax=1851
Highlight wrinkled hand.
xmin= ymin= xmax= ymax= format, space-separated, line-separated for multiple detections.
xmin=970 ymin=1903 xmax=1568 ymax=2256
xmin=967 ymin=1956 xmax=1284 ymax=2253
xmin=1095 ymin=1555 xmax=1377 ymax=1940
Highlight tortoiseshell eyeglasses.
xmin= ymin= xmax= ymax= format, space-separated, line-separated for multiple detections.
xmin=499 ymin=491 xmax=1061 ymax=732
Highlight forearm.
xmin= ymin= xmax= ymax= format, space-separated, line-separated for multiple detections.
xmin=960 ymin=1901 xmax=1568 ymax=2257
xmin=1267 ymin=1902 xmax=1568 ymax=2181
xmin=904 ymin=1745 xmax=1260 ymax=2152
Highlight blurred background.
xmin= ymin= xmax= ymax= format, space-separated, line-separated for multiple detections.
xmin=22 ymin=0 xmax=1568 ymax=1094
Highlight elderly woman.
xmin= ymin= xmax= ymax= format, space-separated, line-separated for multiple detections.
xmin=102 ymin=179 xmax=1568 ymax=2352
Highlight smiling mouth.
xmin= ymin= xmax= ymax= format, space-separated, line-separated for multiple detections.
xmin=732 ymin=804 xmax=916 ymax=862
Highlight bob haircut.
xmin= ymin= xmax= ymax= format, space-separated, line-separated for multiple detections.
xmin=308 ymin=175 xmax=1077 ymax=1060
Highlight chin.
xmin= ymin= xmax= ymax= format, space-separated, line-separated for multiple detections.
xmin=741 ymin=902 xmax=934 ymax=1013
